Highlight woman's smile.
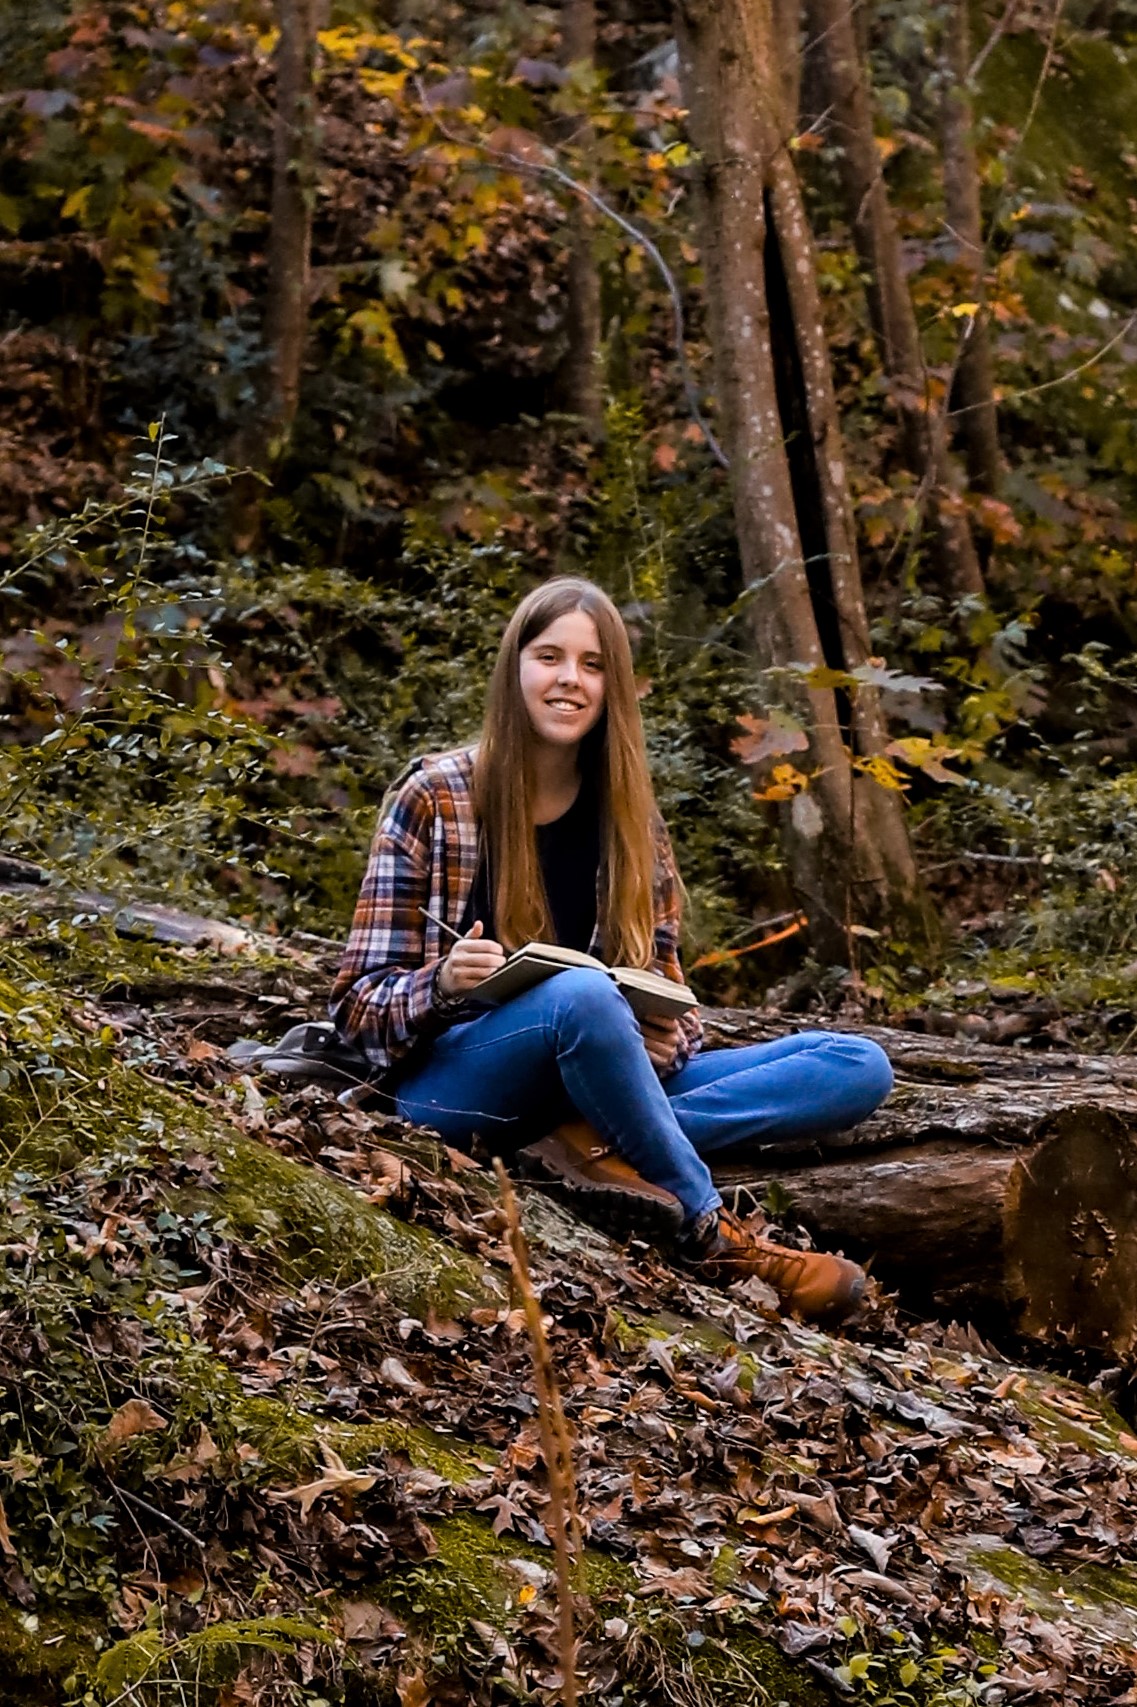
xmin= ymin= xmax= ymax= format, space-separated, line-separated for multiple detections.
xmin=519 ymin=609 xmax=607 ymax=747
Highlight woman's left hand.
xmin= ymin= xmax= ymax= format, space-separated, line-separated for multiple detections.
xmin=640 ymin=1014 xmax=681 ymax=1075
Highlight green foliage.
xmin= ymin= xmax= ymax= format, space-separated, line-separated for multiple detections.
xmin=1 ymin=426 xmax=277 ymax=909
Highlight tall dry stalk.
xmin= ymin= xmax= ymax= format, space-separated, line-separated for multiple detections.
xmin=494 ymin=1161 xmax=580 ymax=1705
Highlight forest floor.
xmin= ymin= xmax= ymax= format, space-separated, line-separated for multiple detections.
xmin=6 ymin=904 xmax=1137 ymax=1706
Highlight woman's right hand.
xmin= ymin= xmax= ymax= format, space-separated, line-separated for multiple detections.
xmin=437 ymin=919 xmax=508 ymax=998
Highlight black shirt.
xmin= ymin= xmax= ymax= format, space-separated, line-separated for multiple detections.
xmin=460 ymin=782 xmax=601 ymax=953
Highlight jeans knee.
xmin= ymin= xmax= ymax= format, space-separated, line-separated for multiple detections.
xmin=548 ymin=967 xmax=633 ymax=1037
xmin=847 ymin=1037 xmax=893 ymax=1118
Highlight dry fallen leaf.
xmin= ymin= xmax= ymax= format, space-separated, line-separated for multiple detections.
xmin=99 ymin=1399 xmax=168 ymax=1456
xmin=269 ymin=1441 xmax=382 ymax=1519
xmin=342 ymin=1599 xmax=405 ymax=1643
xmin=395 ymin=1665 xmax=430 ymax=1707
xmin=0 ymin=1496 xmax=15 ymax=1558
xmin=379 ymin=1355 xmax=429 ymax=1395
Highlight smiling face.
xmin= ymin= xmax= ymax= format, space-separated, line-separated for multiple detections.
xmin=518 ymin=608 xmax=606 ymax=750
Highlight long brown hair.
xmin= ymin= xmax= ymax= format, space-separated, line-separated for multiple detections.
xmin=473 ymin=578 xmax=660 ymax=966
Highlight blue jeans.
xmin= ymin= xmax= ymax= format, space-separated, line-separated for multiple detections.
xmin=395 ymin=969 xmax=893 ymax=1225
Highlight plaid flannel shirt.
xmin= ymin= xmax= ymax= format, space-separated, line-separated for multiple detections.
xmin=329 ymin=744 xmax=704 ymax=1079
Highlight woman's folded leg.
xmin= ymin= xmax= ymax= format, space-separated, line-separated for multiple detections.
xmin=664 ymin=1031 xmax=893 ymax=1156
xmin=396 ymin=968 xmax=721 ymax=1221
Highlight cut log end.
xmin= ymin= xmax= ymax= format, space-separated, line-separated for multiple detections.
xmin=1006 ymin=1108 xmax=1137 ymax=1359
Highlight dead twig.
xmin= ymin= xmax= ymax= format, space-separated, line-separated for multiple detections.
xmin=493 ymin=1160 xmax=580 ymax=1707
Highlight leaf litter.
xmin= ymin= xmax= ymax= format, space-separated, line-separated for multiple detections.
xmin=5 ymin=932 xmax=1137 ymax=1700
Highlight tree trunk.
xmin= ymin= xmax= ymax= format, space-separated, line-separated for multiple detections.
xmin=229 ymin=0 xmax=319 ymax=546
xmin=771 ymin=0 xmax=803 ymax=130
xmin=940 ymin=0 xmax=1001 ymax=495
xmin=559 ymin=0 xmax=605 ymax=440
xmin=263 ymin=0 xmax=319 ymax=451
xmin=231 ymin=0 xmax=319 ymax=500
xmin=675 ymin=0 xmax=925 ymax=962
xmin=804 ymin=0 xmax=985 ymax=598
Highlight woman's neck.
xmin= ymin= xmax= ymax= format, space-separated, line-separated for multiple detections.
xmin=530 ymin=741 xmax=582 ymax=826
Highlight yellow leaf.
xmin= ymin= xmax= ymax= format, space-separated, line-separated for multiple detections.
xmin=61 ymin=185 xmax=93 ymax=222
xmin=518 ymin=1583 xmax=537 ymax=1606
xmin=148 ymin=421 xmax=160 ymax=441
xmin=646 ymin=152 xmax=667 ymax=170
xmin=853 ymin=752 xmax=908 ymax=790
xmin=950 ymin=301 xmax=981 ymax=318
xmin=753 ymin=763 xmax=809 ymax=802
xmin=359 ymin=67 xmax=408 ymax=99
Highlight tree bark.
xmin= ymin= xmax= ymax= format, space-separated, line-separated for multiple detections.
xmin=804 ymin=0 xmax=986 ymax=598
xmin=232 ymin=0 xmax=318 ymax=479
xmin=262 ymin=0 xmax=319 ymax=452
xmin=559 ymin=0 xmax=605 ymax=440
xmin=772 ymin=0 xmax=803 ymax=130
xmin=940 ymin=0 xmax=1001 ymax=495
xmin=675 ymin=0 xmax=925 ymax=962
xmin=229 ymin=0 xmax=319 ymax=546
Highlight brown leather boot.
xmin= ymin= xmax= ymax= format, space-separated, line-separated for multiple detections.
xmin=685 ymin=1207 xmax=865 ymax=1324
xmin=516 ymin=1121 xmax=684 ymax=1237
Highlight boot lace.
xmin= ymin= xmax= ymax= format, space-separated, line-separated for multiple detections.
xmin=718 ymin=1210 xmax=807 ymax=1290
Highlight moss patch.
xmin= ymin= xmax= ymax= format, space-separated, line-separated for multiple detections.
xmin=233 ymin=1395 xmax=498 ymax=1486
xmin=961 ymin=1537 xmax=1137 ymax=1652
xmin=0 ymin=1603 xmax=105 ymax=1707
xmin=174 ymin=1130 xmax=506 ymax=1318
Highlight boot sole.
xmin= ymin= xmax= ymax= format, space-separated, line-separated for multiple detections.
xmin=515 ymin=1142 xmax=684 ymax=1241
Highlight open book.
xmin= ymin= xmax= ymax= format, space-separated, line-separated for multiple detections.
xmin=471 ymin=942 xmax=697 ymax=1021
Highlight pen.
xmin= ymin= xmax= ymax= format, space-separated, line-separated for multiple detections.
xmin=419 ymin=905 xmax=464 ymax=943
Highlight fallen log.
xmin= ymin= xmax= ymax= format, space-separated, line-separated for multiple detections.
xmin=707 ymin=1012 xmax=1137 ymax=1355
xmin=716 ymin=1121 xmax=1137 ymax=1345
xmin=704 ymin=1006 xmax=1137 ymax=1156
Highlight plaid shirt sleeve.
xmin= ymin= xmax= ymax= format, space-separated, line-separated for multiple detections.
xmin=328 ymin=768 xmax=459 ymax=1073
xmin=650 ymin=817 xmax=703 ymax=1076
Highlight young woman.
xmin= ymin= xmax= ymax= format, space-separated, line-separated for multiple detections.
xmin=331 ymin=578 xmax=893 ymax=1321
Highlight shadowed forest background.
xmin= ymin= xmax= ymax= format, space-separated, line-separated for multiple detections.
xmin=7 ymin=0 xmax=1137 ymax=1703
xmin=5 ymin=0 xmax=1137 ymax=1017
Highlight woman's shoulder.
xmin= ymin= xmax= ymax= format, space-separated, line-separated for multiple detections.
xmin=382 ymin=745 xmax=477 ymax=820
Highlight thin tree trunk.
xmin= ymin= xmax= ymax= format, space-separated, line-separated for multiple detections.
xmin=262 ymin=0 xmax=319 ymax=452
xmin=229 ymin=0 xmax=319 ymax=546
xmin=805 ymin=0 xmax=985 ymax=597
xmin=940 ymin=0 xmax=1001 ymax=494
xmin=675 ymin=0 xmax=925 ymax=961
xmin=559 ymin=0 xmax=605 ymax=440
